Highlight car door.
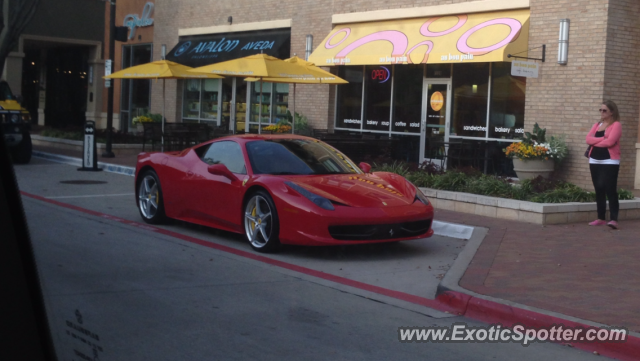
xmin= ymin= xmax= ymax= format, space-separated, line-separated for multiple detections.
xmin=189 ymin=140 xmax=247 ymax=231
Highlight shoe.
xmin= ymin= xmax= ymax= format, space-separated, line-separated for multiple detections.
xmin=607 ymin=221 xmax=619 ymax=229
xmin=589 ymin=219 xmax=606 ymax=226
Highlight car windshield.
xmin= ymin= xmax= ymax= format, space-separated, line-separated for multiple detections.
xmin=246 ymin=138 xmax=361 ymax=175
xmin=0 ymin=82 xmax=13 ymax=101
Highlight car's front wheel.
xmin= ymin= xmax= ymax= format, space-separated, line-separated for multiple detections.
xmin=244 ymin=190 xmax=280 ymax=253
xmin=137 ymin=170 xmax=166 ymax=224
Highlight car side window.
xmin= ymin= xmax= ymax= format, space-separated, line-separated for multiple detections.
xmin=200 ymin=141 xmax=246 ymax=174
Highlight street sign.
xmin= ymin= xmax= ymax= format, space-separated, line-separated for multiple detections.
xmin=78 ymin=121 xmax=102 ymax=172
xmin=511 ymin=60 xmax=539 ymax=78
xmin=105 ymin=60 xmax=112 ymax=88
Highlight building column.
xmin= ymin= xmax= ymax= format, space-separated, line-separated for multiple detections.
xmin=636 ymin=99 xmax=640 ymax=191
xmin=3 ymin=51 xmax=25 ymax=96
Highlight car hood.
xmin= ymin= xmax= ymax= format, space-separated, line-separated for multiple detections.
xmin=282 ymin=172 xmax=417 ymax=208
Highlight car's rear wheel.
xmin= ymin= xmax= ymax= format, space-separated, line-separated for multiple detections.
xmin=11 ymin=132 xmax=32 ymax=164
xmin=137 ymin=170 xmax=166 ymax=224
xmin=244 ymin=190 xmax=280 ymax=253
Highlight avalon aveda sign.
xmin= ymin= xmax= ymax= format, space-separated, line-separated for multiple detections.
xmin=167 ymin=29 xmax=291 ymax=67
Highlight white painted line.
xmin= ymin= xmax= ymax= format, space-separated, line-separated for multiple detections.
xmin=432 ymin=220 xmax=474 ymax=240
xmin=46 ymin=193 xmax=135 ymax=199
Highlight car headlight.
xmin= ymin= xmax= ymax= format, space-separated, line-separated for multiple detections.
xmin=408 ymin=182 xmax=430 ymax=205
xmin=285 ymin=181 xmax=335 ymax=211
xmin=21 ymin=112 xmax=30 ymax=122
xmin=10 ymin=114 xmax=19 ymax=123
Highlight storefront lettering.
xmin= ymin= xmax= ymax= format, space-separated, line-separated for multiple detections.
xmin=463 ymin=125 xmax=487 ymax=132
xmin=395 ymin=121 xmax=406 ymax=127
xmin=381 ymin=121 xmax=390 ymax=126
xmin=327 ymin=57 xmax=351 ymax=64
xmin=240 ymin=41 xmax=275 ymax=51
xmin=188 ymin=38 xmax=240 ymax=54
xmin=344 ymin=119 xmax=361 ymax=124
xmin=366 ymin=120 xmax=378 ymax=126
xmin=123 ymin=2 xmax=154 ymax=40
xmin=439 ymin=53 xmax=475 ymax=62
xmin=495 ymin=127 xmax=511 ymax=133
xmin=410 ymin=122 xmax=420 ymax=128
xmin=515 ymin=128 xmax=524 ymax=134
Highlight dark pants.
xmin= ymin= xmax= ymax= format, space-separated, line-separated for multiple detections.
xmin=589 ymin=164 xmax=619 ymax=221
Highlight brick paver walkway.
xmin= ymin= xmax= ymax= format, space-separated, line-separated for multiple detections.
xmin=436 ymin=209 xmax=640 ymax=332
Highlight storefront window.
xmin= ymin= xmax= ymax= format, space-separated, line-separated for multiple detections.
xmin=120 ymin=44 xmax=151 ymax=131
xmin=392 ymin=65 xmax=423 ymax=134
xmin=250 ymin=81 xmax=272 ymax=124
xmin=273 ymin=83 xmax=289 ymax=124
xmin=200 ymin=79 xmax=220 ymax=122
xmin=363 ymin=65 xmax=392 ymax=132
xmin=451 ymin=63 xmax=490 ymax=137
xmin=182 ymin=79 xmax=222 ymax=125
xmin=336 ymin=66 xmax=363 ymax=130
xmin=183 ymin=79 xmax=201 ymax=121
xmin=489 ymin=63 xmax=525 ymax=139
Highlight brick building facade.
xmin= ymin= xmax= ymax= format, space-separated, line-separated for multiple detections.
xmin=142 ymin=0 xmax=639 ymax=191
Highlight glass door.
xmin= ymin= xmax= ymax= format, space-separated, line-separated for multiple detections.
xmin=420 ymin=79 xmax=451 ymax=167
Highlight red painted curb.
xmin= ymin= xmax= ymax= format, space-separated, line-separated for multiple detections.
xmin=441 ymin=290 xmax=640 ymax=361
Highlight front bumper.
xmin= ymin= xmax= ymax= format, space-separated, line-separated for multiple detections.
xmin=277 ymin=198 xmax=435 ymax=246
xmin=1 ymin=113 xmax=30 ymax=147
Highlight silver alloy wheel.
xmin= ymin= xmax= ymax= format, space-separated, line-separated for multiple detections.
xmin=138 ymin=174 xmax=160 ymax=219
xmin=244 ymin=195 xmax=273 ymax=249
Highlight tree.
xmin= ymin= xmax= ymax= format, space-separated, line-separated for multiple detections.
xmin=0 ymin=0 xmax=40 ymax=78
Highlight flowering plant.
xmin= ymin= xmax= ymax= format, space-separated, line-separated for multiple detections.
xmin=132 ymin=115 xmax=154 ymax=125
xmin=263 ymin=124 xmax=292 ymax=133
xmin=504 ymin=123 xmax=567 ymax=162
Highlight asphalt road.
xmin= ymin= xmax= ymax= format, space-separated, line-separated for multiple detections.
xmin=13 ymin=157 xmax=606 ymax=360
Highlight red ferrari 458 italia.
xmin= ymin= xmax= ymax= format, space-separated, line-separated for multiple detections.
xmin=135 ymin=134 xmax=434 ymax=252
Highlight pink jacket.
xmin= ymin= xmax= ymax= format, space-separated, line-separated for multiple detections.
xmin=586 ymin=121 xmax=622 ymax=160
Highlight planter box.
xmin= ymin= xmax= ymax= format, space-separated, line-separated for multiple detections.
xmin=512 ymin=158 xmax=554 ymax=180
xmin=31 ymin=135 xmax=144 ymax=156
xmin=419 ymin=187 xmax=640 ymax=225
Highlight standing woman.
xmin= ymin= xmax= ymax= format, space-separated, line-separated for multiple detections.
xmin=585 ymin=100 xmax=622 ymax=229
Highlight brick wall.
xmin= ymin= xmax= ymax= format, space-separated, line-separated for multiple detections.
xmin=525 ymin=0 xmax=639 ymax=189
xmin=152 ymin=0 xmax=638 ymax=189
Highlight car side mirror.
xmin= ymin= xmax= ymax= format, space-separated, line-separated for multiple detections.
xmin=207 ymin=164 xmax=239 ymax=182
xmin=359 ymin=162 xmax=371 ymax=173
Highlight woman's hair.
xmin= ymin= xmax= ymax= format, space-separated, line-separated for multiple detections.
xmin=602 ymin=100 xmax=620 ymax=121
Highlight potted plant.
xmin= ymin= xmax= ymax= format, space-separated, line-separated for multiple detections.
xmin=132 ymin=115 xmax=154 ymax=133
xmin=504 ymin=123 xmax=567 ymax=180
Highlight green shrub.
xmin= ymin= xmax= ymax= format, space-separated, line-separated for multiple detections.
xmin=377 ymin=164 xmax=632 ymax=203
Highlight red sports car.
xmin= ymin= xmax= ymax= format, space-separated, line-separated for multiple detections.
xmin=135 ymin=134 xmax=434 ymax=252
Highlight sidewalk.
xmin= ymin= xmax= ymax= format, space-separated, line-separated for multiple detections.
xmin=31 ymin=145 xmax=640 ymax=358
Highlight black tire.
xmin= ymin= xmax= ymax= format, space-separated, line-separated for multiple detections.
xmin=243 ymin=190 xmax=281 ymax=253
xmin=11 ymin=132 xmax=32 ymax=164
xmin=137 ymin=170 xmax=167 ymax=224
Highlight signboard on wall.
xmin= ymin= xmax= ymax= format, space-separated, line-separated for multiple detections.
xmin=167 ymin=29 xmax=291 ymax=67
xmin=511 ymin=60 xmax=539 ymax=78
xmin=124 ymin=2 xmax=155 ymax=40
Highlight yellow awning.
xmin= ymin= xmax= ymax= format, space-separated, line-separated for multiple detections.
xmin=309 ymin=9 xmax=530 ymax=66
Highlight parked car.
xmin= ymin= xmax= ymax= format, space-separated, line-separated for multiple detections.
xmin=134 ymin=134 xmax=434 ymax=252
xmin=0 ymin=81 xmax=32 ymax=164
